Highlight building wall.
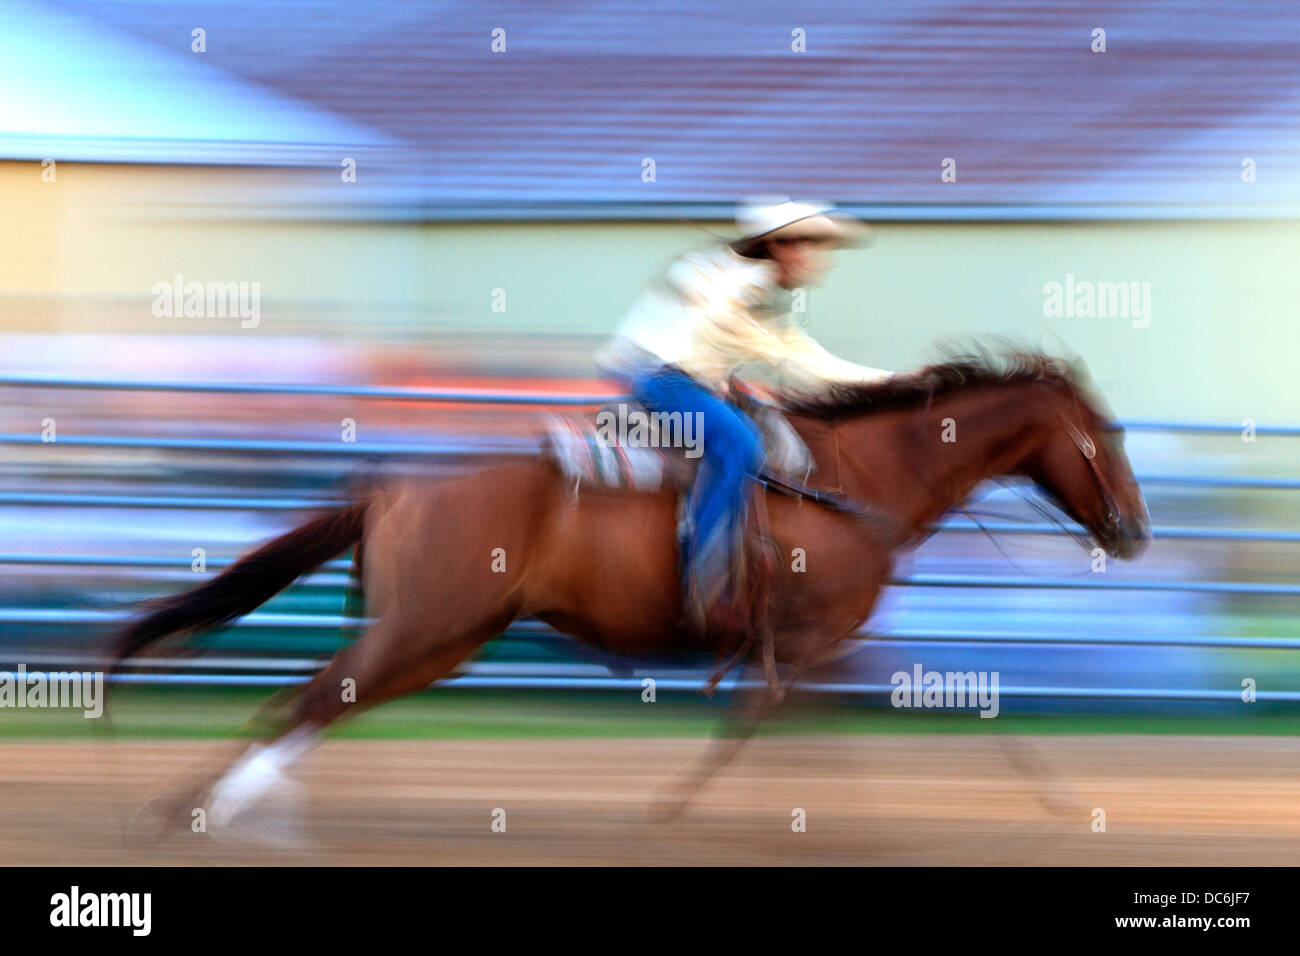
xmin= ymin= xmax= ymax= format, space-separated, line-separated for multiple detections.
xmin=2 ymin=162 xmax=1297 ymax=422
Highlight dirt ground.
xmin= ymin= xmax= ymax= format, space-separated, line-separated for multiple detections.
xmin=1 ymin=735 xmax=1297 ymax=865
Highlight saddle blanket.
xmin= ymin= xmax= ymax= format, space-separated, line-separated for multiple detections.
xmin=541 ymin=401 xmax=813 ymax=494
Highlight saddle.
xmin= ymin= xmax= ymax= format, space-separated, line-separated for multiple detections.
xmin=540 ymin=395 xmax=814 ymax=495
xmin=540 ymin=393 xmax=810 ymax=694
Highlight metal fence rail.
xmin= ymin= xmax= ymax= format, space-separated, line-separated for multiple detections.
xmin=3 ymin=375 xmax=1299 ymax=437
xmin=3 ymin=467 xmax=1298 ymax=493
xmin=2 ymin=374 xmax=1297 ymax=698
xmin=0 ymin=562 xmax=1294 ymax=596
xmin=3 ymin=607 xmax=1298 ymax=650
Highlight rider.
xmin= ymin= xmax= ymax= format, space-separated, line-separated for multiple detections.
xmin=597 ymin=198 xmax=893 ymax=633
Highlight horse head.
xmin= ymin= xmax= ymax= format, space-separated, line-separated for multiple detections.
xmin=787 ymin=348 xmax=1152 ymax=561
xmin=1017 ymin=365 xmax=1151 ymax=560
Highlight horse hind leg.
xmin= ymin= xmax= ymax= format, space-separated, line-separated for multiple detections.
xmin=205 ymin=616 xmax=495 ymax=831
xmin=204 ymin=461 xmax=549 ymax=833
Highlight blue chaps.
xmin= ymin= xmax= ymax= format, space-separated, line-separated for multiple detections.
xmin=627 ymin=366 xmax=763 ymax=603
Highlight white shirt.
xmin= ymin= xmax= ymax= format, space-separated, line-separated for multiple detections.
xmin=597 ymin=244 xmax=890 ymax=395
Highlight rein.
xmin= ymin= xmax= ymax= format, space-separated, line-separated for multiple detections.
xmin=755 ymin=469 xmax=907 ymax=547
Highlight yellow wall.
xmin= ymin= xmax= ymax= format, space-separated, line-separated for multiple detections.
xmin=2 ymin=161 xmax=1297 ymax=422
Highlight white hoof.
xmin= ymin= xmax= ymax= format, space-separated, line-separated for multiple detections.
xmin=207 ymin=726 xmax=318 ymax=831
xmin=209 ymin=778 xmax=306 ymax=849
xmin=209 ymin=745 xmax=287 ymax=828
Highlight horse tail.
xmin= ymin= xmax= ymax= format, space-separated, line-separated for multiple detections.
xmin=111 ymin=501 xmax=368 ymax=669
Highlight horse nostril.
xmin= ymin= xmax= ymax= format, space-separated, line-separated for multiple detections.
xmin=1125 ymin=519 xmax=1152 ymax=555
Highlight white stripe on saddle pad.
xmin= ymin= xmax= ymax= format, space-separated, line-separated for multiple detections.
xmin=541 ymin=415 xmax=666 ymax=492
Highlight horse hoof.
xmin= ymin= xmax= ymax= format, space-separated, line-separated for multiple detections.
xmin=1038 ymin=783 xmax=1088 ymax=819
xmin=125 ymin=769 xmax=215 ymax=846
xmin=207 ymin=778 xmax=308 ymax=849
xmin=125 ymin=793 xmax=179 ymax=846
xmin=648 ymin=789 xmax=691 ymax=824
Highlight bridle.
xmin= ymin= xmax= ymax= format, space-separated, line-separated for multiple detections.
xmin=782 ymin=378 xmax=1128 ymax=556
xmin=897 ymin=375 xmax=1130 ymax=558
xmin=1060 ymin=409 xmax=1124 ymax=545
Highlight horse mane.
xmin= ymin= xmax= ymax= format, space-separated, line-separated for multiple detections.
xmin=786 ymin=346 xmax=1080 ymax=422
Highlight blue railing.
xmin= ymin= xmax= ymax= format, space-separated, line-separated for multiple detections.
xmin=2 ymin=374 xmax=1297 ymax=700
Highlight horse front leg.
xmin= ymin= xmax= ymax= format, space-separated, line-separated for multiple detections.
xmin=996 ymin=734 xmax=1088 ymax=819
xmin=651 ymin=655 xmax=806 ymax=823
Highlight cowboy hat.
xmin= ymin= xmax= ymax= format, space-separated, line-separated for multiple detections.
xmin=731 ymin=197 xmax=872 ymax=254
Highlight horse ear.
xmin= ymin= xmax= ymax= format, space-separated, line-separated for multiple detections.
xmin=1064 ymin=355 xmax=1119 ymax=423
xmin=1039 ymin=329 xmax=1086 ymax=382
xmin=1065 ymin=354 xmax=1092 ymax=388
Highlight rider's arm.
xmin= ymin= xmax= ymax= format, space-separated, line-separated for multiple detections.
xmin=771 ymin=324 xmax=893 ymax=391
xmin=692 ymin=294 xmax=891 ymax=395
xmin=671 ymin=256 xmax=892 ymax=394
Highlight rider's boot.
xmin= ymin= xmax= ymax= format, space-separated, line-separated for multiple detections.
xmin=683 ymin=533 xmax=751 ymax=644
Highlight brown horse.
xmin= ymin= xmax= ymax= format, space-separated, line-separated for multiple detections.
xmin=113 ymin=351 xmax=1150 ymax=827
